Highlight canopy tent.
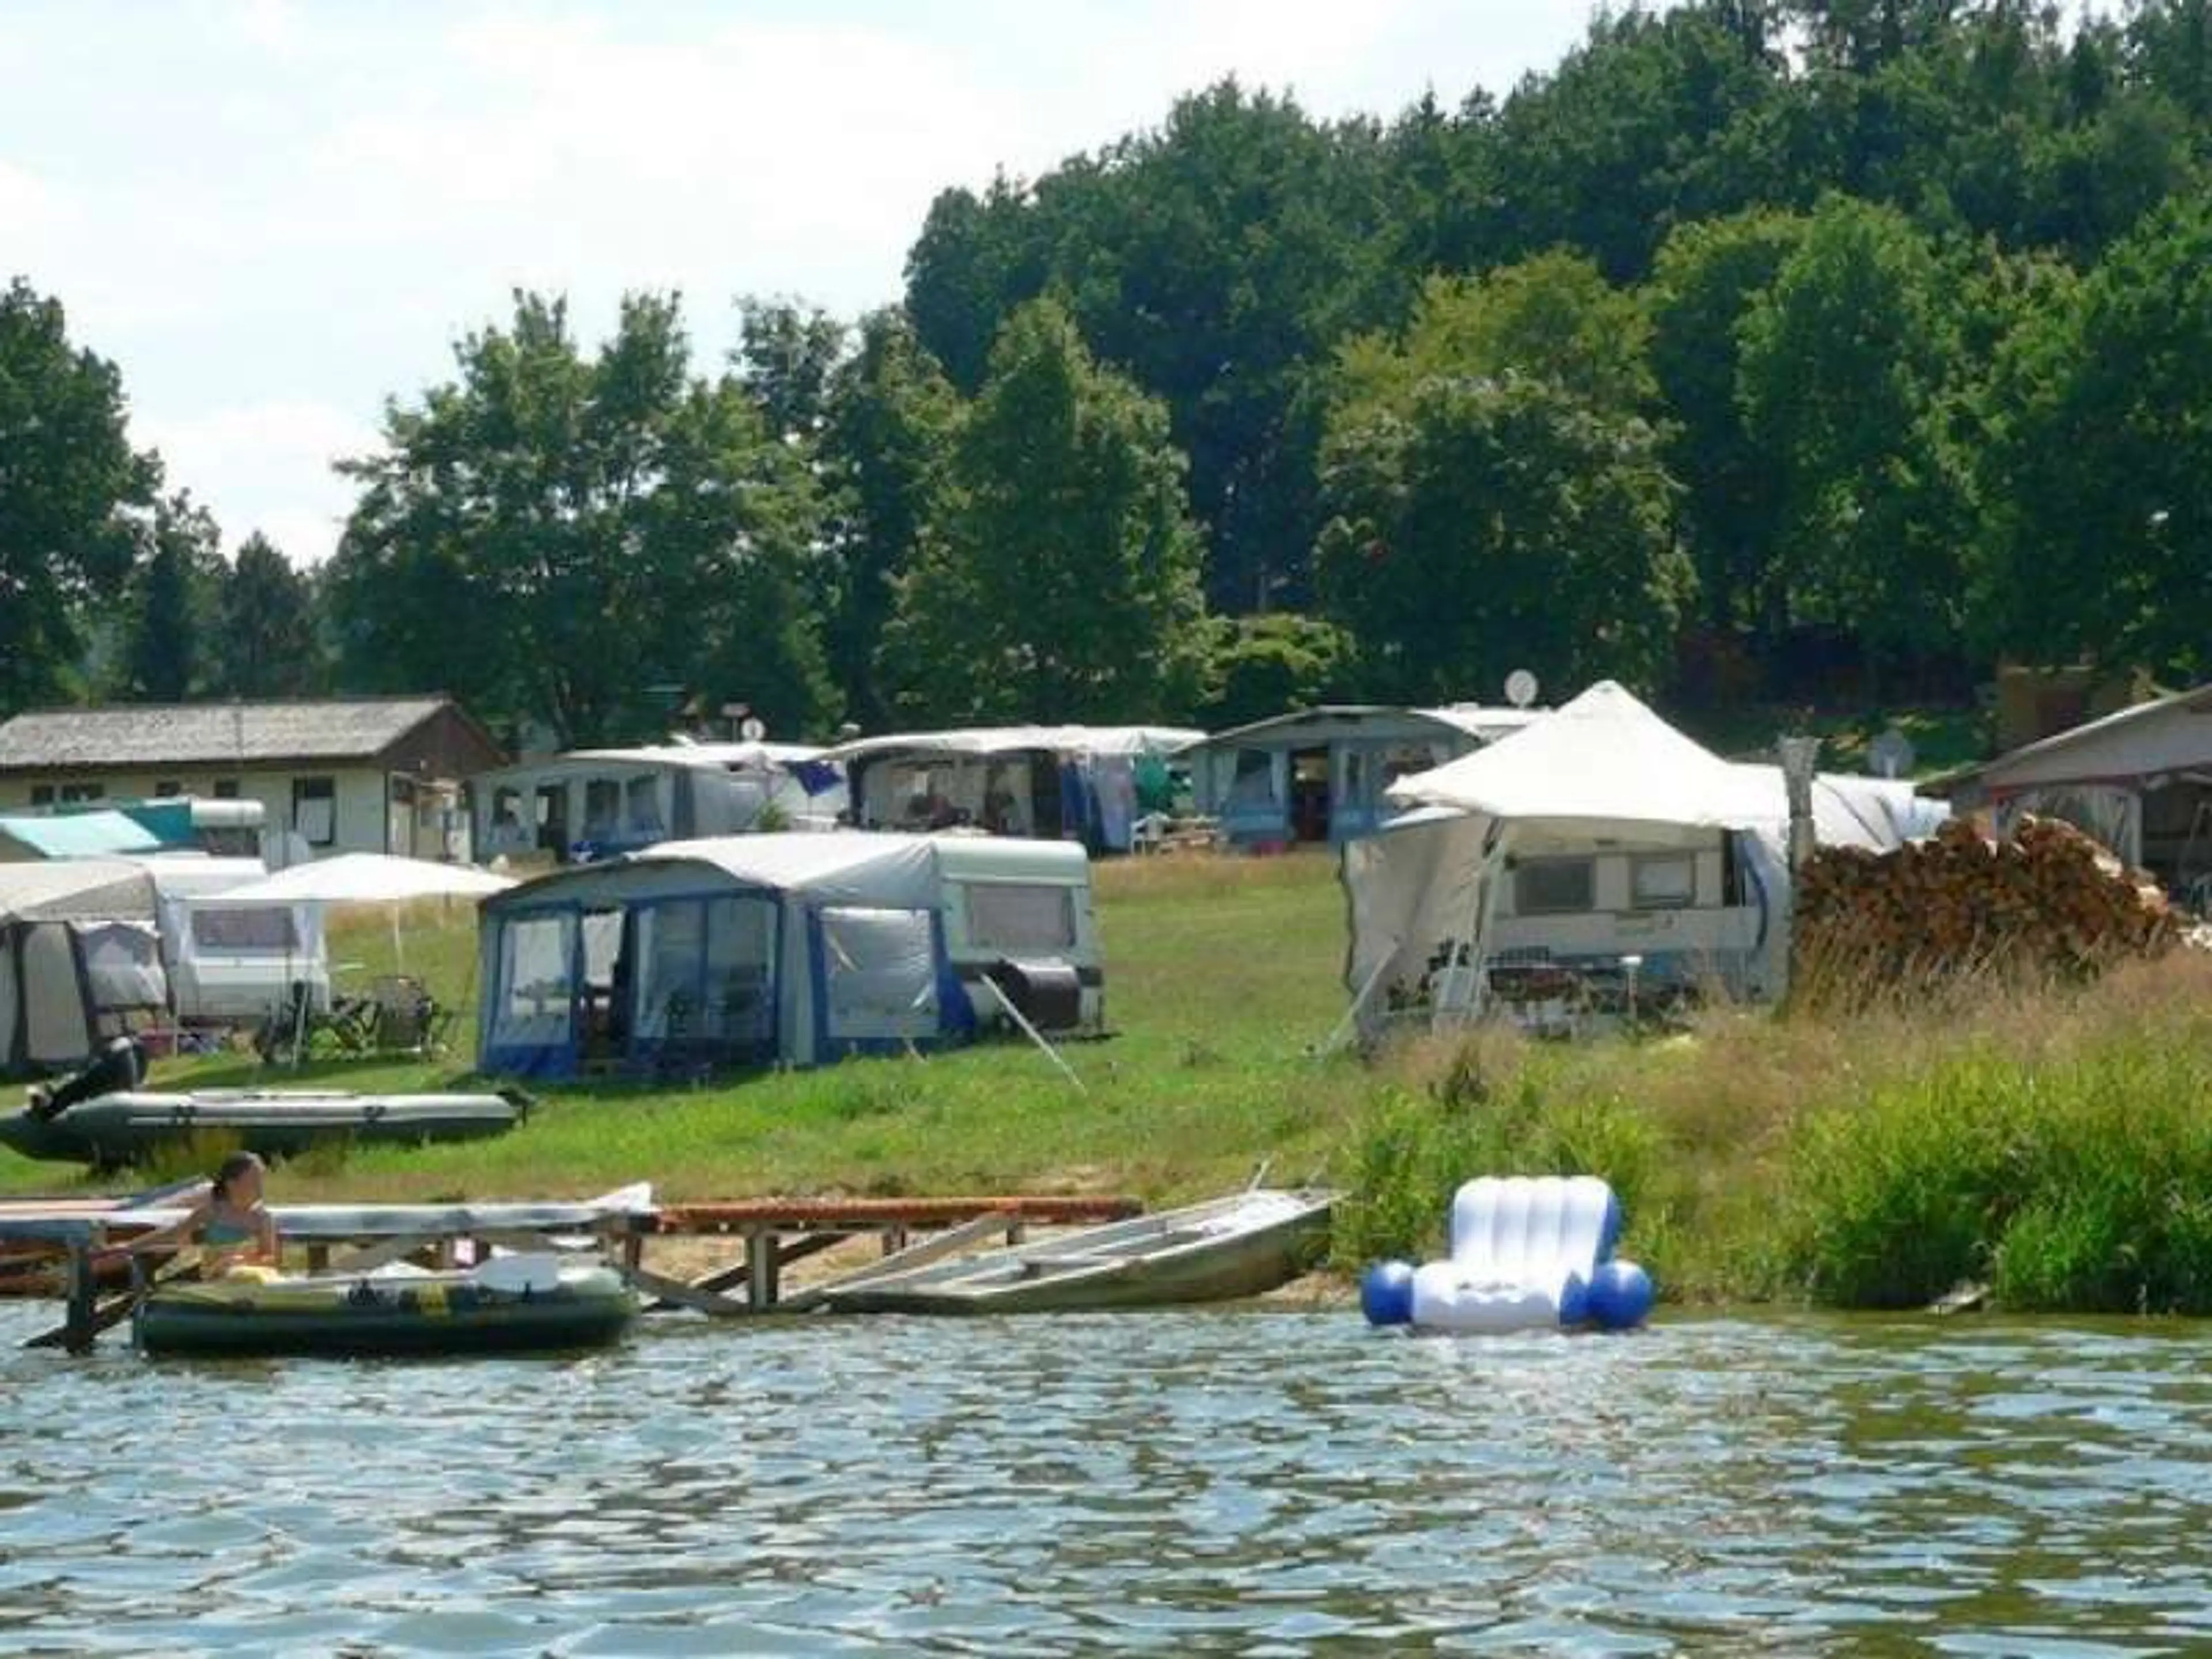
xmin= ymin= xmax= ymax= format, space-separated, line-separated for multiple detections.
xmin=477 ymin=832 xmax=1101 ymax=1080
xmin=221 ymin=853 xmax=514 ymax=975
xmin=0 ymin=861 xmax=170 ymax=1078
xmin=1340 ymin=683 xmax=1943 ymax=1036
xmin=221 ymin=853 xmax=514 ymax=904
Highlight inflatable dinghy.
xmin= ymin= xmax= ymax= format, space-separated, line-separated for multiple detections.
xmin=135 ymin=1255 xmax=638 ymax=1358
xmin=0 ymin=1088 xmax=527 ymax=1167
xmin=1361 ymin=1175 xmax=1654 ymax=1334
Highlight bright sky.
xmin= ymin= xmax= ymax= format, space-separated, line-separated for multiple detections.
xmin=1 ymin=0 xmax=1596 ymax=566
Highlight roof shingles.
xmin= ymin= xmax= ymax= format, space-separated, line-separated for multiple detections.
xmin=0 ymin=699 xmax=455 ymax=772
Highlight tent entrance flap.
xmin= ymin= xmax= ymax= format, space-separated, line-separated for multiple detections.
xmin=812 ymin=906 xmax=945 ymax=1058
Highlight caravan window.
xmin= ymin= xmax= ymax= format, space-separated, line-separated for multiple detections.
xmin=626 ymin=776 xmax=664 ymax=835
xmin=1631 ymin=854 xmax=1696 ymax=911
xmin=964 ymin=882 xmax=1077 ymax=955
xmin=1515 ymin=857 xmax=1594 ymax=915
xmin=191 ymin=907 xmax=301 ymax=954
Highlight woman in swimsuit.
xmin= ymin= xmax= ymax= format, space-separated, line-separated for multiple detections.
xmin=130 ymin=1152 xmax=281 ymax=1279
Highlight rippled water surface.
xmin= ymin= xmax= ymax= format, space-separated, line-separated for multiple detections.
xmin=4 ymin=1305 xmax=2212 ymax=1655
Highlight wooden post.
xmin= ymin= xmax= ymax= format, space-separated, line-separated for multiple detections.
xmin=63 ymin=1226 xmax=99 ymax=1354
xmin=745 ymin=1226 xmax=779 ymax=1310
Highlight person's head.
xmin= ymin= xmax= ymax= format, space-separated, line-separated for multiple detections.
xmin=210 ymin=1151 xmax=266 ymax=1206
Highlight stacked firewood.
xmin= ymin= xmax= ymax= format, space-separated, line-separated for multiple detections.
xmin=1794 ymin=815 xmax=2179 ymax=984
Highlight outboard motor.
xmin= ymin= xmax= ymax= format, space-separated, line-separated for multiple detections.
xmin=28 ymin=1036 xmax=146 ymax=1122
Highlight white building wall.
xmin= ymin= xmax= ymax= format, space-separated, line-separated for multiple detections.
xmin=0 ymin=765 xmax=395 ymax=858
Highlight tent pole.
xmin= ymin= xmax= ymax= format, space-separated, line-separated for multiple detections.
xmin=1319 ymin=946 xmax=1397 ymax=1059
xmin=1468 ymin=825 xmax=1512 ymax=1022
xmin=979 ymin=978 xmax=1088 ymax=1094
xmin=1435 ymin=821 xmax=1503 ymax=1032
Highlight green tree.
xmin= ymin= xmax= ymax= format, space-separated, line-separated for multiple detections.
xmin=329 ymin=290 xmax=837 ymax=747
xmin=733 ymin=296 xmax=847 ymax=445
xmin=213 ymin=532 xmax=325 ymax=696
xmin=0 ymin=279 xmax=157 ymax=713
xmin=119 ymin=493 xmax=224 ymax=702
xmin=1645 ymin=209 xmax=1809 ymax=632
xmin=1978 ymin=191 xmax=2212 ymax=679
xmin=819 ymin=309 xmax=960 ymax=729
xmin=880 ymin=300 xmax=1210 ymax=724
xmin=1201 ymin=612 xmax=1354 ymax=729
xmin=1737 ymin=196 xmax=1972 ymax=677
xmin=1336 ymin=254 xmax=1657 ymax=419
xmin=1315 ymin=370 xmax=1691 ymax=701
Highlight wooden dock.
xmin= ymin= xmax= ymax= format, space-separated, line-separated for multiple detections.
xmin=0 ymin=1187 xmax=1142 ymax=1351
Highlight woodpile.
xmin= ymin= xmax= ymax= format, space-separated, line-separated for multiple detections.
xmin=1794 ymin=815 xmax=2179 ymax=987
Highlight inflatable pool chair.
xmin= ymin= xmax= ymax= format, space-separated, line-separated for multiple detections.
xmin=1361 ymin=1175 xmax=1654 ymax=1334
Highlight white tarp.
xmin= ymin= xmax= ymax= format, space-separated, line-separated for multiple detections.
xmin=821 ymin=725 xmax=1202 ymax=764
xmin=222 ymin=853 xmax=514 ymax=904
xmin=1386 ymin=681 xmax=1783 ymax=834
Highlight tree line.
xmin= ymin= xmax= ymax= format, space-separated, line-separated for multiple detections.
xmin=6 ymin=0 xmax=2210 ymax=748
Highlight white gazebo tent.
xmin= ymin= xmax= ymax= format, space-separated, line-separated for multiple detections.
xmin=221 ymin=854 xmax=514 ymax=971
xmin=1335 ymin=681 xmax=1942 ymax=1041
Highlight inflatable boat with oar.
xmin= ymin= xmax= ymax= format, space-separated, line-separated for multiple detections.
xmin=134 ymin=1255 xmax=639 ymax=1359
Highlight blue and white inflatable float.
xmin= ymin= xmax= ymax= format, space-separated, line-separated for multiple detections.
xmin=1361 ymin=1175 xmax=1654 ymax=1334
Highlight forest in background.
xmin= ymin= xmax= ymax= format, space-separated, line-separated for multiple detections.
xmin=5 ymin=0 xmax=2211 ymax=751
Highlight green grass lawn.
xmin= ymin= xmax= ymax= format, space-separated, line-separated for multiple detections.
xmin=0 ymin=854 xmax=1370 ymax=1207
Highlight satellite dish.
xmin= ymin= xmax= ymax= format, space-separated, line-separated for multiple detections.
xmin=1869 ymin=728 xmax=1915 ymax=780
xmin=1504 ymin=669 xmax=1539 ymax=709
xmin=740 ymin=716 xmax=768 ymax=743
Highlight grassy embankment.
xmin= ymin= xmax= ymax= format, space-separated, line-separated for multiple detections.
xmin=6 ymin=850 xmax=2210 ymax=1312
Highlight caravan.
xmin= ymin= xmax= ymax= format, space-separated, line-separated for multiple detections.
xmin=128 ymin=857 xmax=329 ymax=1025
xmin=477 ymin=832 xmax=1103 ymax=1080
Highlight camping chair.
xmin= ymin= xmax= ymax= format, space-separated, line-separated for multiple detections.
xmin=368 ymin=975 xmax=444 ymax=1056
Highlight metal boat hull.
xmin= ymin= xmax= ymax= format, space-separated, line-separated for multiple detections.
xmin=821 ymin=1189 xmax=1334 ymax=1315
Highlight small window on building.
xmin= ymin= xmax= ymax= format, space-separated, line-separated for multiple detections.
xmin=1514 ymin=857 xmax=1594 ymax=915
xmin=292 ymin=776 xmax=336 ymax=846
xmin=58 ymin=782 xmax=105 ymax=804
xmin=1631 ymin=854 xmax=1697 ymax=911
xmin=212 ymin=778 xmax=240 ymax=800
xmin=28 ymin=785 xmax=54 ymax=808
xmin=153 ymin=780 xmax=183 ymax=798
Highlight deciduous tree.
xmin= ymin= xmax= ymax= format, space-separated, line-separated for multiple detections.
xmin=879 ymin=301 xmax=1210 ymax=724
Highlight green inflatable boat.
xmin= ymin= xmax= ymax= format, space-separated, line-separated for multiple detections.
xmin=134 ymin=1257 xmax=639 ymax=1358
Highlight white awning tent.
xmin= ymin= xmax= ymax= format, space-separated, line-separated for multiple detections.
xmin=221 ymin=853 xmax=515 ymax=974
xmin=221 ymin=853 xmax=515 ymax=904
xmin=0 ymin=860 xmax=171 ymax=1078
xmin=1336 ymin=682 xmax=1945 ymax=1039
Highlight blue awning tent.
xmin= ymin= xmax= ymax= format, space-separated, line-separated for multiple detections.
xmin=477 ymin=834 xmax=1001 ymax=1080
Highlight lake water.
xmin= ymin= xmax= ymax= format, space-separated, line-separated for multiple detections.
xmin=3 ymin=1304 xmax=2210 ymax=1656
